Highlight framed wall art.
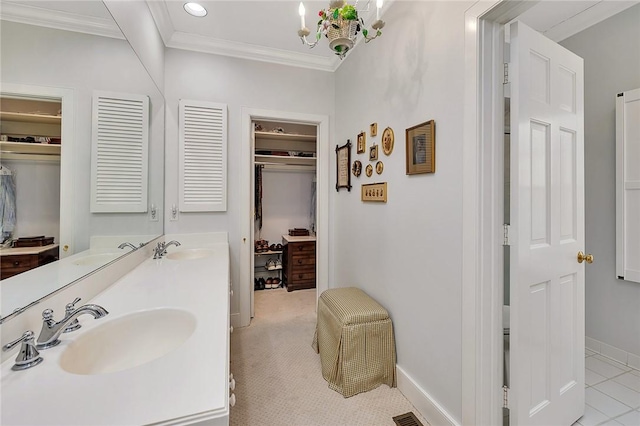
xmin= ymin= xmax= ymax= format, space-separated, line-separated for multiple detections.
xmin=369 ymin=144 xmax=378 ymax=161
xmin=361 ymin=182 xmax=387 ymax=203
xmin=370 ymin=122 xmax=378 ymax=137
xmin=357 ymin=131 xmax=366 ymax=154
xmin=382 ymin=127 xmax=394 ymax=155
xmin=336 ymin=140 xmax=352 ymax=191
xmin=406 ymin=120 xmax=435 ymax=175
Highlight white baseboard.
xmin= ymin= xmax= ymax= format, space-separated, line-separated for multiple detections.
xmin=586 ymin=336 xmax=640 ymax=370
xmin=230 ymin=312 xmax=241 ymax=329
xmin=396 ymin=365 xmax=460 ymax=426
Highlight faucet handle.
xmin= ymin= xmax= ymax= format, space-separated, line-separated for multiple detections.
xmin=42 ymin=309 xmax=55 ymax=322
xmin=63 ymin=298 xmax=82 ymax=333
xmin=2 ymin=331 xmax=44 ymax=371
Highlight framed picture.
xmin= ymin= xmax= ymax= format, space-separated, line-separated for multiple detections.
xmin=382 ymin=127 xmax=394 ymax=155
xmin=406 ymin=120 xmax=436 ymax=175
xmin=370 ymin=122 xmax=378 ymax=137
xmin=357 ymin=131 xmax=366 ymax=154
xmin=369 ymin=144 xmax=378 ymax=161
xmin=336 ymin=141 xmax=352 ymax=191
xmin=361 ymin=182 xmax=387 ymax=203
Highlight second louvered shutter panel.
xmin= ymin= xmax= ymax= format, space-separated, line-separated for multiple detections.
xmin=179 ymin=100 xmax=227 ymax=212
xmin=91 ymin=91 xmax=149 ymax=213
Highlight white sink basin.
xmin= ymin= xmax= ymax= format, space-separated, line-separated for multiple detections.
xmin=73 ymin=253 xmax=121 ymax=266
xmin=166 ymin=249 xmax=215 ymax=260
xmin=59 ymin=308 xmax=196 ymax=375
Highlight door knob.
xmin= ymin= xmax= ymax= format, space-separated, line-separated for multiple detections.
xmin=577 ymin=251 xmax=594 ymax=264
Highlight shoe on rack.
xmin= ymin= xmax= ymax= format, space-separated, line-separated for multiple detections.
xmin=254 ymin=278 xmax=260 ymax=291
xmin=276 ymin=243 xmax=283 ymax=251
xmin=266 ymin=258 xmax=276 ymax=271
xmin=272 ymin=277 xmax=281 ymax=288
xmin=269 ymin=243 xmax=277 ymax=251
xmin=265 ymin=277 xmax=273 ymax=289
xmin=275 ymin=258 xmax=282 ymax=270
xmin=258 ymin=277 xmax=266 ymax=290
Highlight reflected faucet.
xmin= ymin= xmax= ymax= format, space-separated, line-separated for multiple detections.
xmin=118 ymin=242 xmax=139 ymax=251
xmin=37 ymin=304 xmax=109 ymax=349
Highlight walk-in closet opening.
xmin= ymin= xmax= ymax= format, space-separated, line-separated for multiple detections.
xmin=251 ymin=119 xmax=318 ymax=316
xmin=0 ymin=94 xmax=63 ymax=279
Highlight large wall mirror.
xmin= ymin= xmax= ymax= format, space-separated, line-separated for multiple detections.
xmin=0 ymin=1 xmax=164 ymax=321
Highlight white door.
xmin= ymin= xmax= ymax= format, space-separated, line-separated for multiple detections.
xmin=509 ymin=21 xmax=586 ymax=426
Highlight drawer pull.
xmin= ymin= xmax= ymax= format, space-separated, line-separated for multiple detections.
xmin=229 ymin=326 xmax=234 ymax=334
xmin=298 ymin=259 xmax=303 ymax=264
xmin=229 ymin=393 xmax=236 ymax=407
xmin=13 ymin=261 xmax=20 ymax=266
xmin=229 ymin=378 xmax=236 ymax=391
xmin=230 ymin=290 xmax=234 ymax=297
xmin=298 ymin=274 xmax=303 ymax=279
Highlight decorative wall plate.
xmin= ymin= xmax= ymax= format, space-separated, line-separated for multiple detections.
xmin=352 ymin=160 xmax=362 ymax=177
xmin=376 ymin=161 xmax=384 ymax=174
xmin=365 ymin=164 xmax=373 ymax=177
xmin=382 ymin=127 xmax=394 ymax=155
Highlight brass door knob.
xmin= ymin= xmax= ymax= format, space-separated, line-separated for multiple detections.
xmin=577 ymin=251 xmax=594 ymax=264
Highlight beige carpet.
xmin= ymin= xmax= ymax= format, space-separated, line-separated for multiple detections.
xmin=230 ymin=288 xmax=429 ymax=426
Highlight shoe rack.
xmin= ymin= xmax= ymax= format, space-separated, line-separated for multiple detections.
xmin=254 ymin=249 xmax=283 ymax=290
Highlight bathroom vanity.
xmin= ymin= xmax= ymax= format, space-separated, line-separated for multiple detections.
xmin=1 ymin=235 xmax=232 ymax=425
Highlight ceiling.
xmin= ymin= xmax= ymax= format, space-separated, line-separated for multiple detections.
xmin=1 ymin=0 xmax=638 ymax=72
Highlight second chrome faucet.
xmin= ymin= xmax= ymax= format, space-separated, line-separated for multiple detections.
xmin=153 ymin=240 xmax=181 ymax=259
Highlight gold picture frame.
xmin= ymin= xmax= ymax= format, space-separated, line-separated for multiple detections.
xmin=357 ymin=131 xmax=366 ymax=154
xmin=382 ymin=127 xmax=394 ymax=155
xmin=361 ymin=182 xmax=387 ymax=203
xmin=369 ymin=144 xmax=378 ymax=161
xmin=336 ymin=140 xmax=352 ymax=191
xmin=370 ymin=122 xmax=378 ymax=137
xmin=406 ymin=120 xmax=436 ymax=175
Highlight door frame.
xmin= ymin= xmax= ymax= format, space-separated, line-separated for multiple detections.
xmin=239 ymin=107 xmax=330 ymax=327
xmin=0 ymin=83 xmax=76 ymax=258
xmin=462 ymin=1 xmax=540 ymax=424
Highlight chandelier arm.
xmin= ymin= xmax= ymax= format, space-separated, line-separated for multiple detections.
xmin=300 ymin=34 xmax=321 ymax=48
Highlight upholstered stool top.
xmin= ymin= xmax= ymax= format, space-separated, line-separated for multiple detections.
xmin=319 ymin=287 xmax=390 ymax=325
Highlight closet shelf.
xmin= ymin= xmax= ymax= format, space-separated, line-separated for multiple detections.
xmin=0 ymin=111 xmax=61 ymax=125
xmin=1 ymin=141 xmax=61 ymax=156
xmin=255 ymin=154 xmax=315 ymax=167
xmin=255 ymin=131 xmax=315 ymax=142
xmin=255 ymin=250 xmax=283 ymax=256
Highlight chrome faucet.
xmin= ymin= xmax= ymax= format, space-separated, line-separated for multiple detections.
xmin=118 ymin=242 xmax=139 ymax=251
xmin=37 ymin=304 xmax=109 ymax=349
xmin=153 ymin=240 xmax=181 ymax=259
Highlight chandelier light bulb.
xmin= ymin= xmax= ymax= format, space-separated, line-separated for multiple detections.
xmin=299 ymin=2 xmax=306 ymax=29
xmin=376 ymin=0 xmax=383 ymax=21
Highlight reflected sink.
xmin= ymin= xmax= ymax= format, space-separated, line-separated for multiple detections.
xmin=59 ymin=308 xmax=196 ymax=375
xmin=73 ymin=253 xmax=121 ymax=266
xmin=166 ymin=249 xmax=215 ymax=260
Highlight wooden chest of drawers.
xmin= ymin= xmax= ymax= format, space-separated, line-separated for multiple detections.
xmin=283 ymin=239 xmax=316 ymax=292
xmin=0 ymin=245 xmax=59 ymax=280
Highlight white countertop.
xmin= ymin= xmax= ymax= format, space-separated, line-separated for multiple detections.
xmin=1 ymin=242 xmax=230 ymax=425
xmin=282 ymin=234 xmax=316 ymax=243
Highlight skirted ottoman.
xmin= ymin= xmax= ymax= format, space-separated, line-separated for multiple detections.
xmin=312 ymin=287 xmax=397 ymax=397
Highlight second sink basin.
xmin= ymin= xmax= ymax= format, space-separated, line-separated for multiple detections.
xmin=166 ymin=249 xmax=214 ymax=260
xmin=59 ymin=308 xmax=196 ymax=375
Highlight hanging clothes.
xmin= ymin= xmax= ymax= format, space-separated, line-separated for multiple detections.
xmin=255 ymin=164 xmax=264 ymax=230
xmin=0 ymin=165 xmax=17 ymax=243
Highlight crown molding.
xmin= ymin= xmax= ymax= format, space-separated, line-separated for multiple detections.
xmin=0 ymin=2 xmax=124 ymax=40
xmin=542 ymin=0 xmax=639 ymax=42
xmin=145 ymin=0 xmax=174 ymax=46
xmin=167 ymin=31 xmax=338 ymax=72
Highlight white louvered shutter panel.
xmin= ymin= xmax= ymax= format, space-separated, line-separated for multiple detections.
xmin=179 ymin=100 xmax=227 ymax=212
xmin=91 ymin=91 xmax=149 ymax=213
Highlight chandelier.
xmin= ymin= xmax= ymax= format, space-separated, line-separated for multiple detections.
xmin=297 ymin=0 xmax=385 ymax=59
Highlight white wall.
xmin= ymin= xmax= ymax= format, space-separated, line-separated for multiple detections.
xmin=163 ymin=48 xmax=334 ymax=319
xmin=2 ymin=160 xmax=60 ymax=243
xmin=560 ymin=4 xmax=640 ymax=357
xmin=332 ymin=1 xmax=471 ymax=422
xmin=1 ymin=21 xmax=164 ymax=253
xmin=257 ymin=170 xmax=315 ymax=244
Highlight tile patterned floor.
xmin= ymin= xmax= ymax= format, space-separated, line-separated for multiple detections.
xmin=573 ymin=350 xmax=640 ymax=426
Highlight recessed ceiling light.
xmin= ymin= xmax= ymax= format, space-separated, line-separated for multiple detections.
xmin=183 ymin=2 xmax=207 ymax=17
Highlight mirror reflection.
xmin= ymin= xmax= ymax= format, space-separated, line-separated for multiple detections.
xmin=0 ymin=0 xmax=164 ymax=321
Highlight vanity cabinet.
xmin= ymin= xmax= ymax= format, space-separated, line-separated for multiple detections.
xmin=282 ymin=235 xmax=316 ymax=292
xmin=0 ymin=244 xmax=59 ymax=280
